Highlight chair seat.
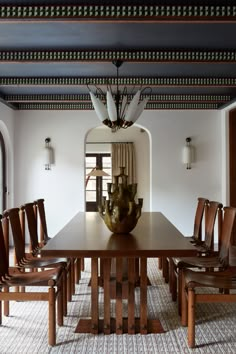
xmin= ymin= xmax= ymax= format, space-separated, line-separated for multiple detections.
xmin=175 ymin=255 xmax=224 ymax=269
xmin=6 ymin=266 xmax=63 ymax=286
xmin=183 ymin=268 xmax=236 ymax=289
xmin=19 ymin=256 xmax=69 ymax=269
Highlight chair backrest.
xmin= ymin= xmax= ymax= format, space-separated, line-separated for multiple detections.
xmin=219 ymin=206 xmax=236 ymax=267
xmin=193 ymin=198 xmax=209 ymax=241
xmin=34 ymin=199 xmax=50 ymax=243
xmin=0 ymin=214 xmax=9 ymax=278
xmin=204 ymin=201 xmax=223 ymax=250
xmin=22 ymin=203 xmax=39 ymax=254
xmin=3 ymin=208 xmax=26 ymax=266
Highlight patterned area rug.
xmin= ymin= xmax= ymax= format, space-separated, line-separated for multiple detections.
xmin=1 ymin=258 xmax=236 ymax=354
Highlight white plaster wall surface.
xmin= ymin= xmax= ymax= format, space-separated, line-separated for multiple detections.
xmin=139 ymin=109 xmax=222 ymax=236
xmin=14 ymin=108 xmax=222 ymax=239
xmin=0 ymin=102 xmax=15 ymax=210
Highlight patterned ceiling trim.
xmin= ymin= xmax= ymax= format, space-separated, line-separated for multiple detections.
xmin=16 ymin=102 xmax=220 ymax=110
xmin=5 ymin=94 xmax=231 ymax=103
xmin=1 ymin=77 xmax=236 ymax=87
xmin=0 ymin=5 xmax=235 ymax=21
xmin=1 ymin=50 xmax=236 ymax=63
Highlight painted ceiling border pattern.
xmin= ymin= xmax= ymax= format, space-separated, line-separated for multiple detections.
xmin=0 ymin=5 xmax=236 ymax=21
xmin=17 ymin=102 xmax=219 ymax=110
xmin=5 ymin=94 xmax=230 ymax=103
xmin=1 ymin=77 xmax=236 ymax=86
xmin=1 ymin=50 xmax=236 ymax=63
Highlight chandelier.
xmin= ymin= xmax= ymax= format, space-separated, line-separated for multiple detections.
xmin=88 ymin=60 xmax=150 ymax=132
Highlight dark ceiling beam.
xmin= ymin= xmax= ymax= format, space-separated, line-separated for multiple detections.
xmin=0 ymin=5 xmax=236 ymax=23
xmin=1 ymin=77 xmax=236 ymax=87
xmin=1 ymin=49 xmax=236 ymax=63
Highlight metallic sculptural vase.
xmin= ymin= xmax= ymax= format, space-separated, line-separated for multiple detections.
xmin=98 ymin=167 xmax=143 ymax=234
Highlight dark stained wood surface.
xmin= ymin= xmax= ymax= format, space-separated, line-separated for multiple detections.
xmin=41 ymin=212 xmax=197 ymax=258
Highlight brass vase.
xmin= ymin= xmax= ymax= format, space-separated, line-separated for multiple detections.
xmin=98 ymin=167 xmax=143 ymax=234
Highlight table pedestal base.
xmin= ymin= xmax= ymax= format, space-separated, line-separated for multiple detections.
xmin=75 ymin=318 xmax=165 ymax=334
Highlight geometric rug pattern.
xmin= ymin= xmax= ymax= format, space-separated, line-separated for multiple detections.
xmin=1 ymin=258 xmax=236 ymax=353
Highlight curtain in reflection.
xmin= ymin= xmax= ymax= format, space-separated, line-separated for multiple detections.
xmin=111 ymin=142 xmax=136 ymax=184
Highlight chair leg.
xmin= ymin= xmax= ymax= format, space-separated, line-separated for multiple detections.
xmin=71 ymin=258 xmax=75 ymax=295
xmin=162 ymin=257 xmax=169 ymax=283
xmin=63 ymin=270 xmax=67 ymax=317
xmin=48 ymin=286 xmax=56 ymax=347
xmin=158 ymin=257 xmax=162 ymax=270
xmin=164 ymin=257 xmax=169 ymax=283
xmin=57 ymin=279 xmax=63 ymax=327
xmin=178 ymin=268 xmax=182 ymax=315
xmin=3 ymin=286 xmax=9 ymax=316
xmin=181 ymin=270 xmax=187 ymax=326
xmin=188 ymin=288 xmax=195 ymax=349
xmin=67 ymin=262 xmax=72 ymax=302
xmin=74 ymin=258 xmax=81 ymax=284
xmin=0 ymin=299 xmax=2 ymax=324
xmin=170 ymin=260 xmax=177 ymax=301
xmin=81 ymin=257 xmax=85 ymax=271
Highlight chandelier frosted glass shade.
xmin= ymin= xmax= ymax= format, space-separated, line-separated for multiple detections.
xmin=89 ymin=61 xmax=150 ymax=131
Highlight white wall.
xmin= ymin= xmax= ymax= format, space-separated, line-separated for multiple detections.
xmin=12 ymin=108 xmax=222 ymax=240
xmin=140 ymin=110 xmax=222 ymax=235
xmin=0 ymin=102 xmax=15 ymax=210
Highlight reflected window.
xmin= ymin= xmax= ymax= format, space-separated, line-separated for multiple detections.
xmin=86 ymin=153 xmax=112 ymax=211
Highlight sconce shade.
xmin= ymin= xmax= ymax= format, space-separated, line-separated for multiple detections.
xmin=44 ymin=137 xmax=53 ymax=170
xmin=182 ymin=145 xmax=192 ymax=165
xmin=44 ymin=146 xmax=53 ymax=166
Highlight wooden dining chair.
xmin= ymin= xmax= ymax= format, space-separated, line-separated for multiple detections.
xmin=163 ymin=198 xmax=209 ymax=286
xmin=35 ymin=198 xmax=82 ymax=289
xmin=169 ymin=201 xmax=222 ymax=313
xmin=0 ymin=213 xmax=65 ymax=346
xmin=3 ymin=207 xmax=68 ymax=315
xmin=181 ymin=206 xmax=236 ymax=348
xmin=21 ymin=202 xmax=73 ymax=302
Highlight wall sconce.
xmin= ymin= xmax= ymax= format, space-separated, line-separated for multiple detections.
xmin=182 ymin=137 xmax=193 ymax=170
xmin=44 ymin=137 xmax=53 ymax=170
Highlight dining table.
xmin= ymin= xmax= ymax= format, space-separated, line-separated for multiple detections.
xmin=41 ymin=211 xmax=198 ymax=335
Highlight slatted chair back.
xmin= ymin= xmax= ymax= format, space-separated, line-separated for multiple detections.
xmin=181 ymin=206 xmax=236 ymax=348
xmin=35 ymin=198 xmax=50 ymax=243
xmin=203 ymin=201 xmax=223 ymax=251
xmin=219 ymin=206 xmax=236 ymax=267
xmin=3 ymin=208 xmax=26 ymax=266
xmin=0 ymin=215 xmax=9 ymax=278
xmin=192 ymin=198 xmax=209 ymax=242
xmin=21 ymin=203 xmax=40 ymax=255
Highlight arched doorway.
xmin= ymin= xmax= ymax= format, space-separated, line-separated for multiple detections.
xmin=85 ymin=125 xmax=151 ymax=211
xmin=0 ymin=131 xmax=7 ymax=213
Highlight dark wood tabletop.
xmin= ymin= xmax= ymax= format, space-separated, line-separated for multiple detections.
xmin=41 ymin=212 xmax=197 ymax=258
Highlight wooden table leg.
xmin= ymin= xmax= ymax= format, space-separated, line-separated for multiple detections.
xmin=103 ymin=258 xmax=111 ymax=334
xmin=116 ymin=257 xmax=123 ymax=334
xmin=128 ymin=258 xmax=135 ymax=334
xmin=91 ymin=257 xmax=99 ymax=334
xmin=140 ymin=257 xmax=147 ymax=334
xmin=75 ymin=256 xmax=165 ymax=335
